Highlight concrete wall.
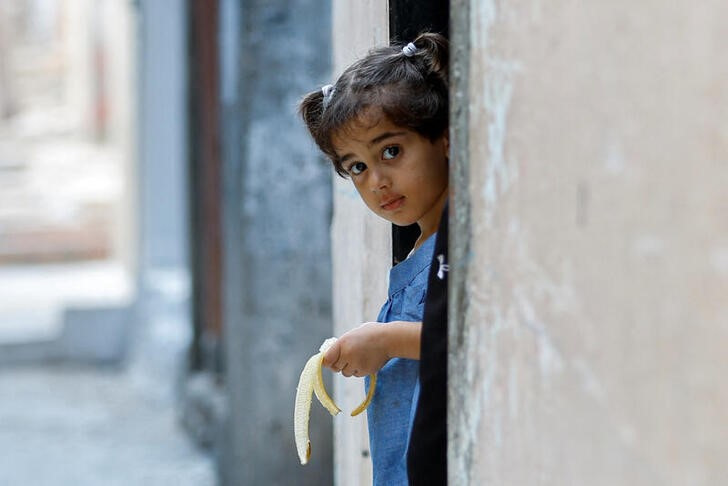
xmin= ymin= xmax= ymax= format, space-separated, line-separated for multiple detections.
xmin=136 ymin=0 xmax=188 ymax=272
xmin=219 ymin=0 xmax=333 ymax=484
xmin=450 ymin=1 xmax=728 ymax=484
xmin=330 ymin=3 xmax=389 ymax=485
xmin=132 ymin=0 xmax=193 ymax=431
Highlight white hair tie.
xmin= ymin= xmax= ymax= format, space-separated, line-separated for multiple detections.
xmin=322 ymin=84 xmax=336 ymax=109
xmin=402 ymin=42 xmax=417 ymax=57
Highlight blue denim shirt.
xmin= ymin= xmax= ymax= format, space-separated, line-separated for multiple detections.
xmin=366 ymin=233 xmax=436 ymax=486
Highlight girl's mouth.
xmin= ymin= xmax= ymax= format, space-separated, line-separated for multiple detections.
xmin=380 ymin=196 xmax=405 ymax=211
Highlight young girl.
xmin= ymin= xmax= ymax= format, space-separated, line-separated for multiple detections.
xmin=299 ymin=32 xmax=449 ymax=485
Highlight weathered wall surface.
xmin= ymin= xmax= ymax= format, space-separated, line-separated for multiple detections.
xmin=450 ymin=1 xmax=728 ymax=485
xmin=219 ymin=0 xmax=333 ymax=484
xmin=331 ymin=2 xmax=389 ymax=485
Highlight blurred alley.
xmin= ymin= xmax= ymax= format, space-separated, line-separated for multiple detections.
xmin=0 ymin=0 xmax=335 ymax=484
xmin=0 ymin=1 xmax=215 ymax=484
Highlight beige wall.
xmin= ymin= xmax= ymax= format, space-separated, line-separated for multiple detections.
xmin=103 ymin=0 xmax=137 ymax=272
xmin=63 ymin=0 xmax=95 ymax=137
xmin=450 ymin=1 xmax=728 ymax=484
xmin=331 ymin=2 xmax=389 ymax=485
xmin=63 ymin=0 xmax=137 ymax=268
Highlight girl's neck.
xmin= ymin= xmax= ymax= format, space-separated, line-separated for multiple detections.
xmin=412 ymin=188 xmax=449 ymax=251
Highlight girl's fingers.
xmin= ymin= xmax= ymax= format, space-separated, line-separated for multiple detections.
xmin=332 ymin=359 xmax=348 ymax=373
xmin=323 ymin=342 xmax=341 ymax=369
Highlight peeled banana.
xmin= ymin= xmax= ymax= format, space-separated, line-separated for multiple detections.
xmin=294 ymin=337 xmax=377 ymax=465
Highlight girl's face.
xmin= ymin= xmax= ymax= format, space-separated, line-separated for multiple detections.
xmin=332 ymin=113 xmax=449 ymax=236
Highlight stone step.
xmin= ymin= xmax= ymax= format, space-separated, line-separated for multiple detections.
xmin=0 ymin=224 xmax=111 ymax=263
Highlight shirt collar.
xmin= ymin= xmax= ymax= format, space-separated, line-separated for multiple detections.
xmin=387 ymin=233 xmax=437 ymax=296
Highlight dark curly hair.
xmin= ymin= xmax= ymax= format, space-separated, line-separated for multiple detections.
xmin=299 ymin=32 xmax=449 ymax=177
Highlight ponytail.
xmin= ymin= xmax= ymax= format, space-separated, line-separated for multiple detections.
xmin=410 ymin=32 xmax=449 ymax=85
xmin=299 ymin=89 xmax=327 ymax=146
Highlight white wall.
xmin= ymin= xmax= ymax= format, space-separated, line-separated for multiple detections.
xmin=103 ymin=0 xmax=137 ymax=270
xmin=331 ymin=2 xmax=390 ymax=485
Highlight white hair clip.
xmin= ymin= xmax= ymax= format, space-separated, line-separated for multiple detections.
xmin=322 ymin=84 xmax=336 ymax=109
xmin=402 ymin=42 xmax=417 ymax=57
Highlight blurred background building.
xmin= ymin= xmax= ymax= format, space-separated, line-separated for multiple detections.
xmin=0 ymin=0 xmax=134 ymax=357
xmin=0 ymin=0 xmax=214 ymax=484
xmin=1 ymin=0 xmax=335 ymax=484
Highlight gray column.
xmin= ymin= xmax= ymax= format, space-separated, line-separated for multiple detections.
xmin=219 ymin=0 xmax=333 ymax=484
xmin=136 ymin=0 xmax=189 ymax=273
xmin=132 ymin=0 xmax=191 ymax=404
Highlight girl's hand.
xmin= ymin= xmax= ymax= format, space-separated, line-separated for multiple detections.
xmin=322 ymin=322 xmax=390 ymax=377
xmin=322 ymin=321 xmax=422 ymax=377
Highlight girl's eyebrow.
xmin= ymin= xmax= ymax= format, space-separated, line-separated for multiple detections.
xmin=339 ymin=131 xmax=407 ymax=164
xmin=368 ymin=131 xmax=406 ymax=146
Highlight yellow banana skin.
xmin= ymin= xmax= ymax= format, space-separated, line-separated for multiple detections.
xmin=314 ymin=338 xmax=342 ymax=416
xmin=350 ymin=373 xmax=376 ymax=417
xmin=294 ymin=337 xmax=377 ymax=465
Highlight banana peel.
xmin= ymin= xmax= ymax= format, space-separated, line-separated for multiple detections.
xmin=294 ymin=337 xmax=377 ymax=465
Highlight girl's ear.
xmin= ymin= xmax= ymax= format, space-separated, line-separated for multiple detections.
xmin=442 ymin=131 xmax=450 ymax=158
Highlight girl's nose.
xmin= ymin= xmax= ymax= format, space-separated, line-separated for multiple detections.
xmin=369 ymin=167 xmax=390 ymax=192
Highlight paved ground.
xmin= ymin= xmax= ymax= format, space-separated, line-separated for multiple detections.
xmin=0 ymin=364 xmax=216 ymax=486
xmin=0 ymin=262 xmax=216 ymax=485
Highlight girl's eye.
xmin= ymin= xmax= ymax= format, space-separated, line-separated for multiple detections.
xmin=382 ymin=146 xmax=400 ymax=160
xmin=349 ymin=162 xmax=367 ymax=175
